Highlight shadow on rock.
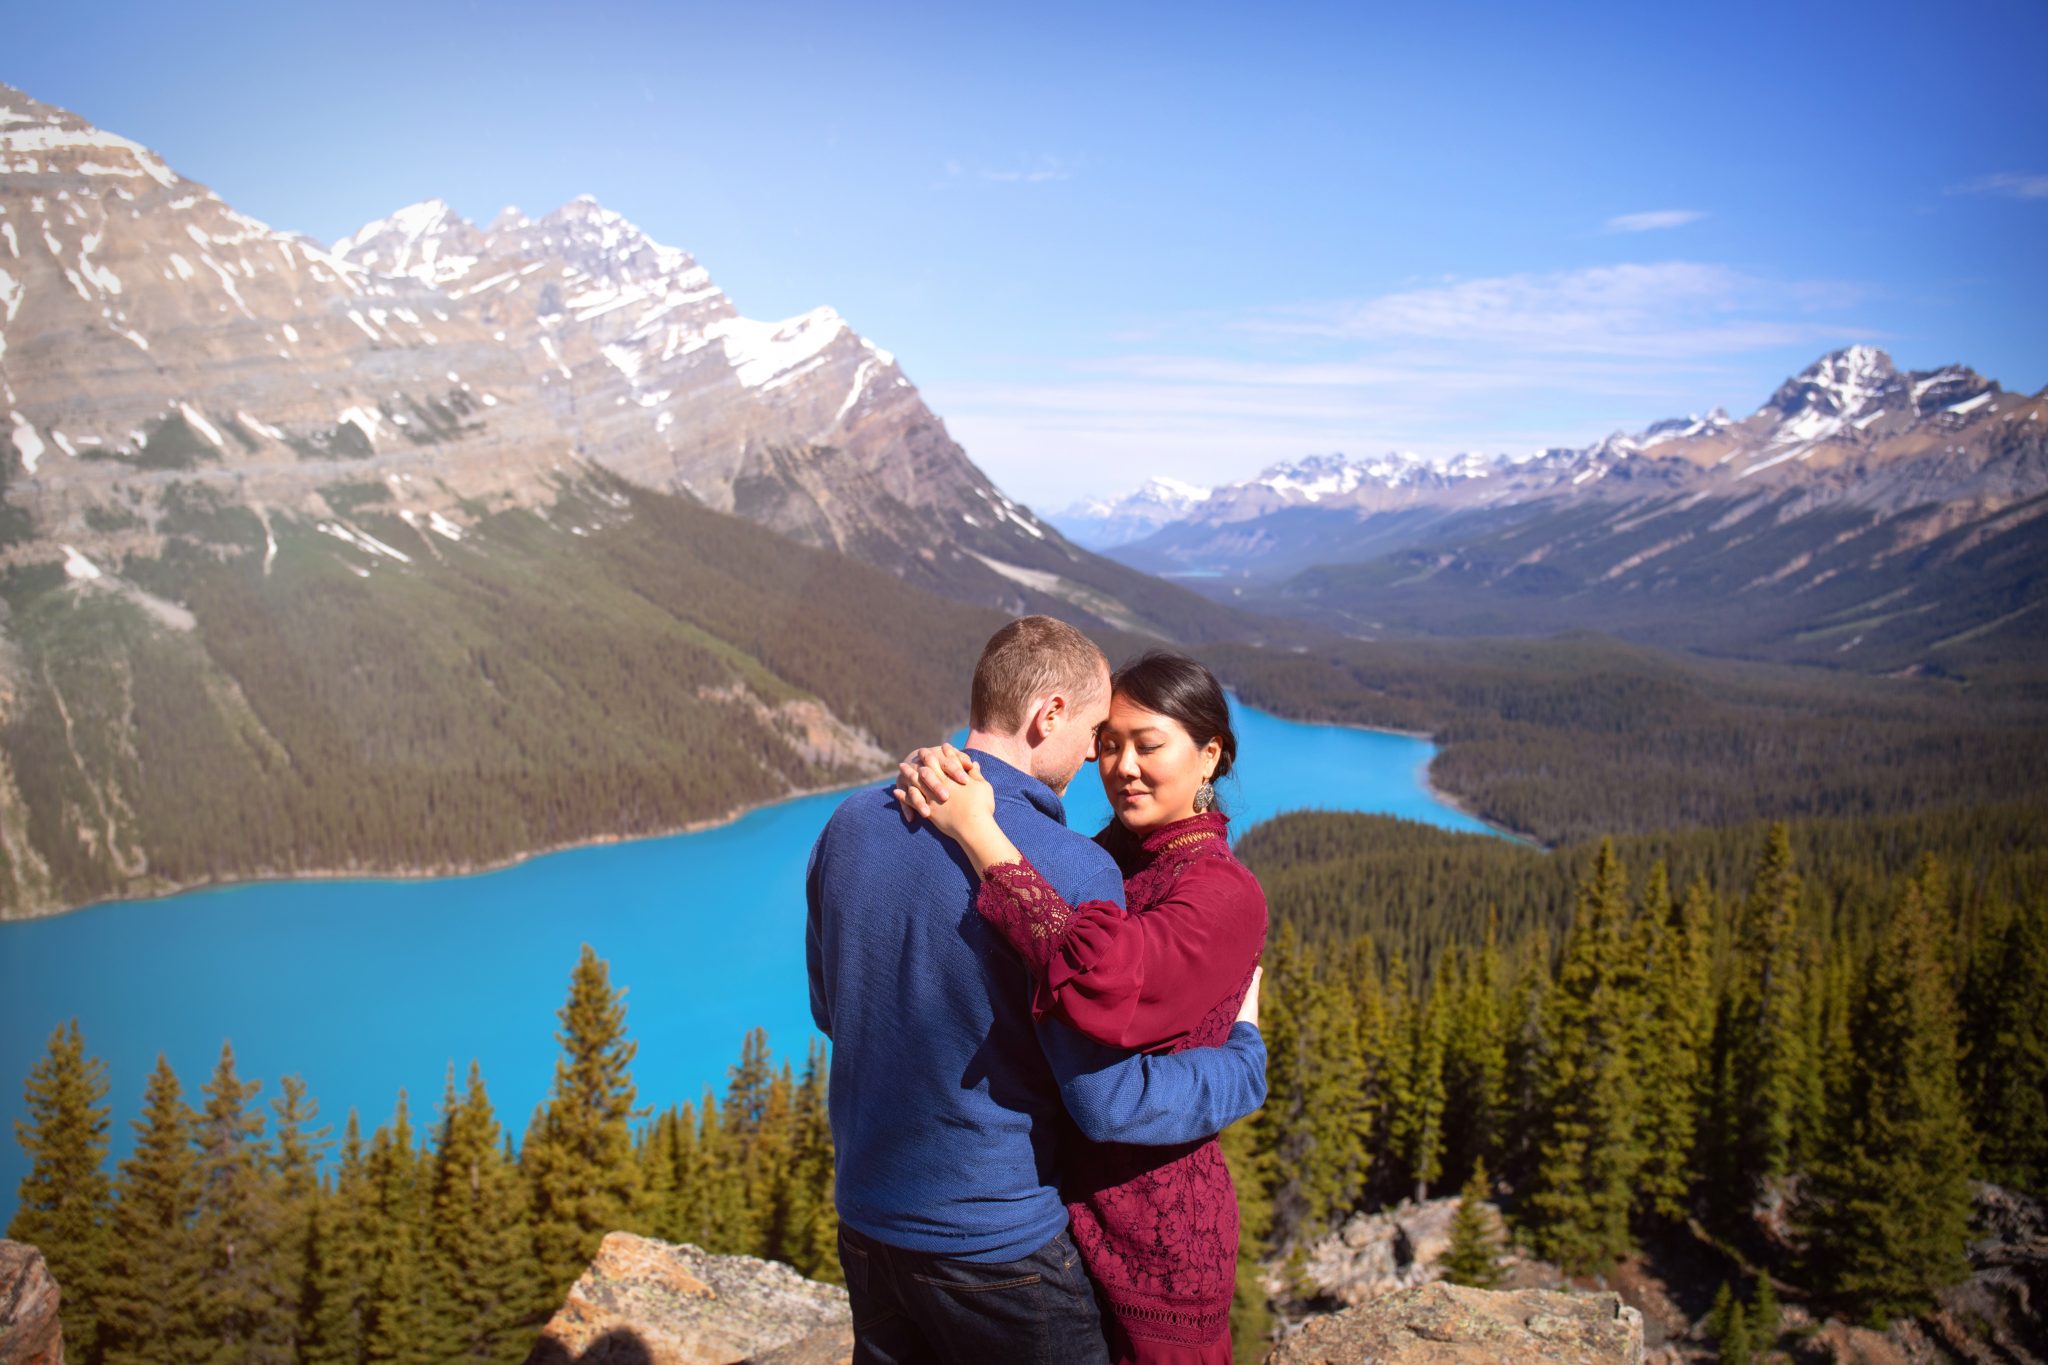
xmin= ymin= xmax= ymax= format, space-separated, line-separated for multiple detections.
xmin=525 ymin=1326 xmax=658 ymax=1365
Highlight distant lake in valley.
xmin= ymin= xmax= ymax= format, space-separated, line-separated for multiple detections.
xmin=0 ymin=702 xmax=1499 ymax=1223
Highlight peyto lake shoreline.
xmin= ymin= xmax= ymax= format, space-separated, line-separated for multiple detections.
xmin=0 ymin=703 xmax=1503 ymax=1227
xmin=0 ymin=774 xmax=878 ymax=925
xmin=0 ymin=707 xmax=1527 ymax=923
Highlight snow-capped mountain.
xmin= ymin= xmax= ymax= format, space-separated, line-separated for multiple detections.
xmin=1051 ymin=475 xmax=1212 ymax=548
xmin=327 ymin=192 xmax=998 ymax=558
xmin=1104 ymin=347 xmax=2044 ymax=583
xmin=0 ymin=80 xmax=1217 ymax=629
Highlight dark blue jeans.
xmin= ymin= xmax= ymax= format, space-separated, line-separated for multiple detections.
xmin=836 ymin=1224 xmax=1111 ymax=1365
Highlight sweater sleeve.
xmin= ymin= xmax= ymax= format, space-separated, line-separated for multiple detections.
xmin=1043 ymin=1021 xmax=1268 ymax=1146
xmin=978 ymin=854 xmax=1268 ymax=1052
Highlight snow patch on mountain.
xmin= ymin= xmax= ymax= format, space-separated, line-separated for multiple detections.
xmin=716 ymin=307 xmax=847 ymax=391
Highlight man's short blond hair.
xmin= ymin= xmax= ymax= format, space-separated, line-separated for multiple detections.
xmin=970 ymin=616 xmax=1109 ymax=733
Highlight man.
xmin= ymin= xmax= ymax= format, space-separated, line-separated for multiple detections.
xmin=806 ymin=616 xmax=1267 ymax=1364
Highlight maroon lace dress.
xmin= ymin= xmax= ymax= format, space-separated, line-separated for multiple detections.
xmin=977 ymin=811 xmax=1267 ymax=1365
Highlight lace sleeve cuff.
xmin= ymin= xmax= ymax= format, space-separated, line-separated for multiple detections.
xmin=975 ymin=859 xmax=1075 ymax=972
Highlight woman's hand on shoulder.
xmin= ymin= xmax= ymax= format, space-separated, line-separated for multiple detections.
xmin=892 ymin=742 xmax=996 ymax=838
xmin=1235 ymin=966 xmax=1262 ymax=1029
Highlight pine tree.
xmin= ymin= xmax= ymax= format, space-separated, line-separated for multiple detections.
xmin=1635 ymin=865 xmax=1707 ymax=1222
xmin=7 ymin=1019 xmax=113 ymax=1360
xmin=748 ymin=1061 xmax=798 ymax=1261
xmin=1790 ymin=939 xmax=1832 ymax=1170
xmin=1802 ymin=872 xmax=1975 ymax=1322
xmin=431 ymin=1063 xmax=543 ymax=1363
xmin=1526 ymin=840 xmax=1643 ymax=1272
xmin=1401 ymin=962 xmax=1450 ymax=1201
xmin=1965 ymin=894 xmax=2048 ymax=1193
xmin=636 ymin=1108 xmax=679 ymax=1240
xmin=1711 ymin=1282 xmax=1753 ymax=1365
xmin=1440 ymin=925 xmax=1507 ymax=1190
xmin=361 ymin=1092 xmax=438 ymax=1364
xmin=100 ymin=1054 xmax=207 ymax=1365
xmin=1751 ymin=1274 xmax=1780 ymax=1354
xmin=526 ymin=945 xmax=646 ymax=1293
xmin=305 ymin=1111 xmax=374 ymax=1365
xmin=1374 ymin=948 xmax=1415 ymax=1199
xmin=1716 ymin=826 xmax=1805 ymax=1217
xmin=782 ymin=1041 xmax=840 ymax=1283
xmin=676 ymin=1090 xmax=745 ymax=1252
xmin=1439 ymin=1158 xmax=1504 ymax=1289
xmin=192 ymin=1042 xmax=290 ymax=1361
xmin=1222 ymin=1114 xmax=1275 ymax=1363
xmin=1258 ymin=925 xmax=1371 ymax=1244
xmin=1339 ymin=936 xmax=1397 ymax=1192
xmin=271 ymin=1075 xmax=328 ymax=1358
xmin=1498 ymin=927 xmax=1553 ymax=1194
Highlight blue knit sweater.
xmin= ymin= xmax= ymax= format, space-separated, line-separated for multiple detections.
xmin=806 ymin=750 xmax=1267 ymax=1262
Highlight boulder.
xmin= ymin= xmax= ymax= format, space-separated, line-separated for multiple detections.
xmin=1292 ymin=1195 xmax=1514 ymax=1309
xmin=525 ymin=1234 xmax=850 ymax=1365
xmin=1265 ymin=1281 xmax=1643 ymax=1365
xmin=0 ymin=1241 xmax=62 ymax=1365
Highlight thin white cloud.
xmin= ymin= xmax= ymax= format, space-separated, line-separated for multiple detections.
xmin=1603 ymin=208 xmax=1707 ymax=233
xmin=937 ymin=259 xmax=1876 ymax=509
xmin=945 ymin=155 xmax=1073 ymax=184
xmin=1947 ymin=172 xmax=2048 ymax=200
xmin=1239 ymin=262 xmax=1864 ymax=358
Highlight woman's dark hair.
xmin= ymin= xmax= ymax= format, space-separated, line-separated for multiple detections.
xmin=1110 ymin=651 xmax=1237 ymax=780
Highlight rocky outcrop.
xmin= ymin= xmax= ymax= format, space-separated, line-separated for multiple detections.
xmin=1281 ymin=1193 xmax=1539 ymax=1317
xmin=0 ymin=1241 xmax=62 ymax=1365
xmin=1265 ymin=1282 xmax=1643 ymax=1365
xmin=525 ymin=1234 xmax=850 ymax=1365
xmin=1291 ymin=1195 xmax=1464 ymax=1307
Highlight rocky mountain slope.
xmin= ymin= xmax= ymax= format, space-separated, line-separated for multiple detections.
xmin=0 ymin=82 xmax=1277 ymax=917
xmin=1094 ymin=348 xmax=2047 ymax=672
xmin=0 ymin=82 xmax=1247 ymax=640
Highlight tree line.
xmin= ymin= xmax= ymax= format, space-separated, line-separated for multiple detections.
xmin=9 ymin=946 xmax=838 ymax=1364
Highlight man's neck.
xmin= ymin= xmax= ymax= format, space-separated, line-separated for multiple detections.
xmin=965 ymin=729 xmax=1032 ymax=777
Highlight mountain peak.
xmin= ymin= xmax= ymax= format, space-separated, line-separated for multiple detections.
xmin=0 ymin=82 xmax=182 ymax=190
xmin=546 ymin=194 xmax=628 ymax=225
xmin=331 ymin=198 xmax=482 ymax=284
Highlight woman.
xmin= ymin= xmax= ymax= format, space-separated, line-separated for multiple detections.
xmin=895 ymin=651 xmax=1267 ymax=1365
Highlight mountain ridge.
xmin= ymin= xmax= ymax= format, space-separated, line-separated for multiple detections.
xmin=1066 ymin=344 xmax=2037 ymax=556
xmin=1073 ymin=347 xmax=2047 ymax=673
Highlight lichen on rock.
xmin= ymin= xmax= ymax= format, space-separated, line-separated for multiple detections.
xmin=524 ymin=1233 xmax=850 ymax=1365
xmin=1265 ymin=1281 xmax=1643 ymax=1365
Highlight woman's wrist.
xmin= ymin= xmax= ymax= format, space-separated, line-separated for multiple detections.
xmin=960 ymin=818 xmax=1020 ymax=878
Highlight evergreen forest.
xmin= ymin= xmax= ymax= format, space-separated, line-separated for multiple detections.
xmin=1230 ymin=802 xmax=2046 ymax=1358
xmin=16 ymin=798 xmax=2043 ymax=1361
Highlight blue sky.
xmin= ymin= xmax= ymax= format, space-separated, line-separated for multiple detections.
xmin=10 ymin=0 xmax=2047 ymax=508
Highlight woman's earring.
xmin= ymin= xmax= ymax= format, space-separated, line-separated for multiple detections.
xmin=1194 ymin=779 xmax=1216 ymax=813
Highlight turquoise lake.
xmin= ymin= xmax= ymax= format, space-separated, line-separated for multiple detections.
xmin=0 ymin=703 xmax=1497 ymax=1223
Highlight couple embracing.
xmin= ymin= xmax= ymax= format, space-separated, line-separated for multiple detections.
xmin=806 ymin=616 xmax=1270 ymax=1364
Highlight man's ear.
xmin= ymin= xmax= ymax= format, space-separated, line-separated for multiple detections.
xmin=1024 ymin=693 xmax=1065 ymax=746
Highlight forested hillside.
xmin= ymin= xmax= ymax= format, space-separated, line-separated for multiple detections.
xmin=0 ymin=470 xmax=1012 ymax=916
xmin=1230 ymin=803 xmax=2047 ymax=1354
xmin=1204 ymin=634 xmax=2048 ymax=845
